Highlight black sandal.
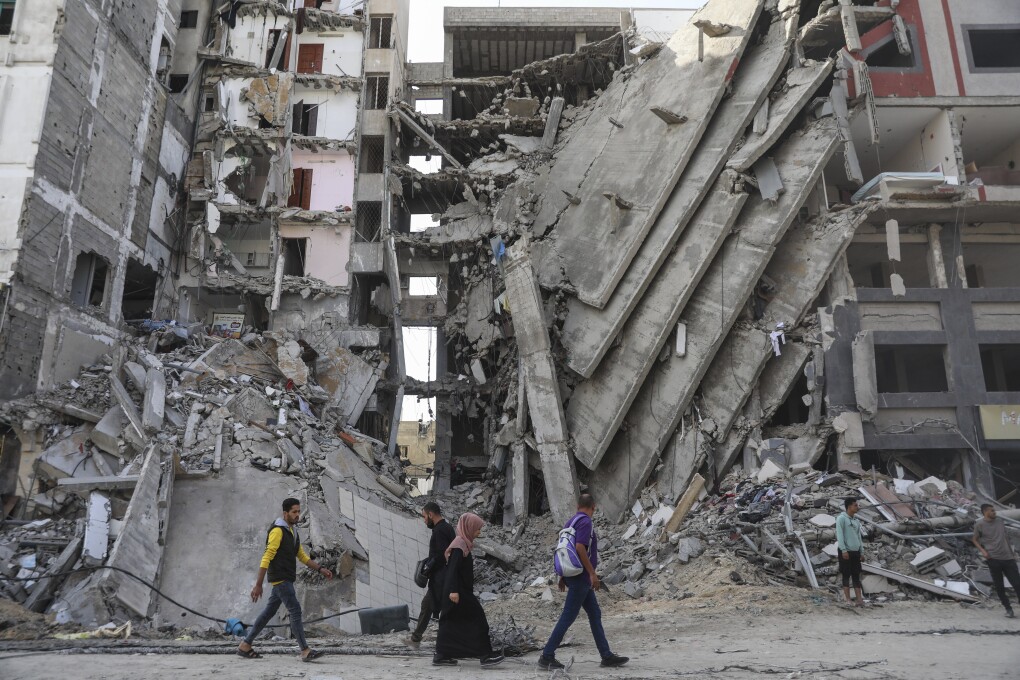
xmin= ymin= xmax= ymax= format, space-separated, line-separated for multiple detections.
xmin=302 ymin=649 xmax=324 ymax=662
xmin=237 ymin=647 xmax=263 ymax=659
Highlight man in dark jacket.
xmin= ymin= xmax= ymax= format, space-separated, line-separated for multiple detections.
xmin=408 ymin=501 xmax=456 ymax=646
xmin=237 ymin=498 xmax=333 ymax=661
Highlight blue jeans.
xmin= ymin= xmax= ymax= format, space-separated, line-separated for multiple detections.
xmin=243 ymin=580 xmax=308 ymax=650
xmin=542 ymin=575 xmax=611 ymax=659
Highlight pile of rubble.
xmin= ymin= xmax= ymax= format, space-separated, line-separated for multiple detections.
xmin=422 ymin=462 xmax=1018 ymax=610
xmin=0 ymin=325 xmax=413 ymax=626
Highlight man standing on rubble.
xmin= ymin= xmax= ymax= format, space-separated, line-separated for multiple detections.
xmin=973 ymin=503 xmax=1020 ymax=618
xmin=237 ymin=498 xmax=333 ymax=662
xmin=836 ymin=497 xmax=865 ymax=607
xmin=538 ymin=493 xmax=629 ymax=670
xmin=407 ymin=501 xmax=456 ymax=646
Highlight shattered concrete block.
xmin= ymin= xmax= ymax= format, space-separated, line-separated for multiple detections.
xmin=676 ymin=537 xmax=704 ymax=564
xmin=809 ymin=514 xmax=836 ymax=528
xmin=277 ymin=340 xmax=310 ymax=387
xmin=861 ymin=574 xmax=894 ymax=594
xmin=757 ymin=458 xmax=784 ymax=483
xmin=90 ymin=407 xmax=127 ymax=456
xmin=142 ymin=368 xmax=165 ymax=432
xmin=504 ymin=96 xmax=539 ymax=117
xmin=622 ymin=581 xmax=644 ymax=599
xmin=123 ymin=362 xmax=147 ymax=392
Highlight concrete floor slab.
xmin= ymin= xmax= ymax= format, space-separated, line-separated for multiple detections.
xmin=534 ymin=0 xmax=764 ymax=308
xmin=559 ymin=0 xmax=801 ymax=378
xmin=587 ymin=117 xmax=841 ymax=520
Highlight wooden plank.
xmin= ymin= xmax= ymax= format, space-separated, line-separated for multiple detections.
xmin=661 ymin=473 xmax=706 ymax=538
xmin=859 ymin=483 xmax=915 ymax=521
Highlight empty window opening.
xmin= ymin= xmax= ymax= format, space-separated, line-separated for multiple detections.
xmin=281 ymin=238 xmax=307 ymax=276
xmin=120 ymin=259 xmax=159 ymax=321
xmin=168 ymin=74 xmax=190 ymax=93
xmin=846 ymin=242 xmax=932 ymax=288
xmin=410 ymin=214 xmax=439 ymax=233
xmin=864 ymin=28 xmax=917 ymax=69
xmin=415 ymin=99 xmax=443 ymax=115
xmin=355 ymin=201 xmax=383 ymax=241
xmin=965 ymin=28 xmax=1020 ymax=70
xmin=157 ymin=36 xmax=172 ymax=82
xmin=768 ymin=371 xmax=811 ymax=426
xmin=202 ymin=92 xmax=216 ymax=112
xmin=292 ymin=102 xmax=319 ymax=136
xmin=409 ymin=154 xmax=442 ymax=175
xmin=70 ymin=252 xmax=109 ymax=309
xmin=0 ymin=1 xmax=15 ymax=36
xmin=981 ymin=345 xmax=1020 ymax=393
xmin=180 ymin=10 xmax=198 ymax=29
xmin=408 ymin=276 xmax=439 ymax=297
xmin=962 ymin=243 xmax=1020 ymax=288
xmin=296 ymin=43 xmax=324 ymax=74
xmin=265 ymin=29 xmax=291 ymax=70
xmin=369 ymin=16 xmax=393 ymax=49
xmin=360 ymin=136 xmax=385 ymax=173
xmin=875 ymin=345 xmax=949 ymax=393
xmin=403 ymin=326 xmax=437 ymax=382
xmin=365 ymin=75 xmax=389 ymax=110
xmin=288 ymin=167 xmax=313 ymax=210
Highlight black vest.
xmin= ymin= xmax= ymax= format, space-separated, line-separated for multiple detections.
xmin=266 ymin=523 xmax=299 ymax=583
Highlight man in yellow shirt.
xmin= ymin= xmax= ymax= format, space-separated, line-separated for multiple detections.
xmin=237 ymin=497 xmax=333 ymax=661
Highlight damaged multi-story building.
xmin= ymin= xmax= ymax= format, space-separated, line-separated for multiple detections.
xmin=386 ymin=0 xmax=1020 ymax=524
xmin=2 ymin=0 xmax=1020 ymax=635
xmin=0 ymin=0 xmax=196 ymax=399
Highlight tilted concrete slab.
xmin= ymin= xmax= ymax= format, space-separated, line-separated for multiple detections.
xmin=656 ymin=205 xmax=872 ymax=497
xmin=560 ymin=0 xmax=801 ymax=377
xmin=712 ymin=343 xmax=813 ymax=480
xmin=504 ymin=240 xmax=578 ymax=524
xmin=587 ymin=117 xmax=841 ymax=520
xmin=567 ymin=179 xmax=748 ymax=468
xmin=727 ymin=59 xmax=834 ymax=172
xmin=533 ymin=0 xmax=764 ymax=308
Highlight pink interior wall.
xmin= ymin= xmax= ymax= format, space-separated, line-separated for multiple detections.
xmin=278 ymin=223 xmax=352 ymax=288
xmin=292 ymin=150 xmax=355 ymax=212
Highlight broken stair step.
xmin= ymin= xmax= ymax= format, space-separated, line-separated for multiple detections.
xmin=533 ymin=0 xmax=765 ymax=309
xmin=586 ymin=117 xmax=842 ymax=521
xmin=559 ymin=0 xmax=801 ymax=378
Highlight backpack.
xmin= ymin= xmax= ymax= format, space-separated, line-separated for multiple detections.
xmin=553 ymin=514 xmax=586 ymax=578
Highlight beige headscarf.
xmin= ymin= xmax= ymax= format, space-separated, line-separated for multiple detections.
xmin=445 ymin=512 xmax=485 ymax=560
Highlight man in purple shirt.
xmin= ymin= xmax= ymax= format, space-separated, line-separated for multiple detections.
xmin=538 ymin=493 xmax=629 ymax=670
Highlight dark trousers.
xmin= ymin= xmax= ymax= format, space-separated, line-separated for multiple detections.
xmin=243 ymin=581 xmax=307 ymax=650
xmin=839 ymin=550 xmax=862 ymax=588
xmin=542 ymin=575 xmax=611 ymax=660
xmin=411 ymin=588 xmax=434 ymax=642
xmin=987 ymin=558 xmax=1020 ymax=611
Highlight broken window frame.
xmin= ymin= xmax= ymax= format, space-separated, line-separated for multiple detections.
xmin=288 ymin=168 xmax=314 ymax=210
xmin=265 ymin=29 xmax=291 ymax=70
xmin=355 ymin=201 xmax=383 ymax=242
xmin=874 ymin=344 xmax=950 ymax=394
xmin=179 ymin=10 xmax=199 ymax=29
xmin=359 ymin=136 xmax=386 ymax=173
xmin=70 ymin=252 xmax=110 ymax=311
xmin=369 ymin=16 xmax=393 ymax=50
xmin=980 ymin=345 xmax=1020 ymax=393
xmin=168 ymin=74 xmax=190 ymax=94
xmin=962 ymin=25 xmax=1020 ymax=72
xmin=861 ymin=24 xmax=921 ymax=72
xmin=281 ymin=238 xmax=308 ymax=277
xmin=291 ymin=101 xmax=320 ymax=136
xmin=364 ymin=75 xmax=389 ymax=110
xmin=0 ymin=1 xmax=14 ymax=36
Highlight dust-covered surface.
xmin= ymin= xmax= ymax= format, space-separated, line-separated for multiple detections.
xmin=1 ymin=595 xmax=1017 ymax=679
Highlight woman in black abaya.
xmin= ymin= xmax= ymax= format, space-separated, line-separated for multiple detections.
xmin=432 ymin=512 xmax=504 ymax=667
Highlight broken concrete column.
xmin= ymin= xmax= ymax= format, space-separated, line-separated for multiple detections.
xmin=510 ymin=441 xmax=529 ymax=525
xmin=504 ymin=238 xmax=577 ymax=524
xmin=82 ymin=491 xmax=111 ymax=566
xmin=142 ymin=368 xmax=165 ymax=432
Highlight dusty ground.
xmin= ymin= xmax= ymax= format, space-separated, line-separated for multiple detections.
xmin=2 ymin=585 xmax=1018 ymax=679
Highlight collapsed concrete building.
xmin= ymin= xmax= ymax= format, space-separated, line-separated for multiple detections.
xmin=2 ymin=0 xmax=1020 ymax=633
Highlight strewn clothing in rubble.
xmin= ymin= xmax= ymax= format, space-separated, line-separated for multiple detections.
xmin=835 ymin=512 xmax=863 ymax=553
xmin=974 ymin=516 xmax=1014 ymax=561
xmin=262 ymin=518 xmax=311 ymax=585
